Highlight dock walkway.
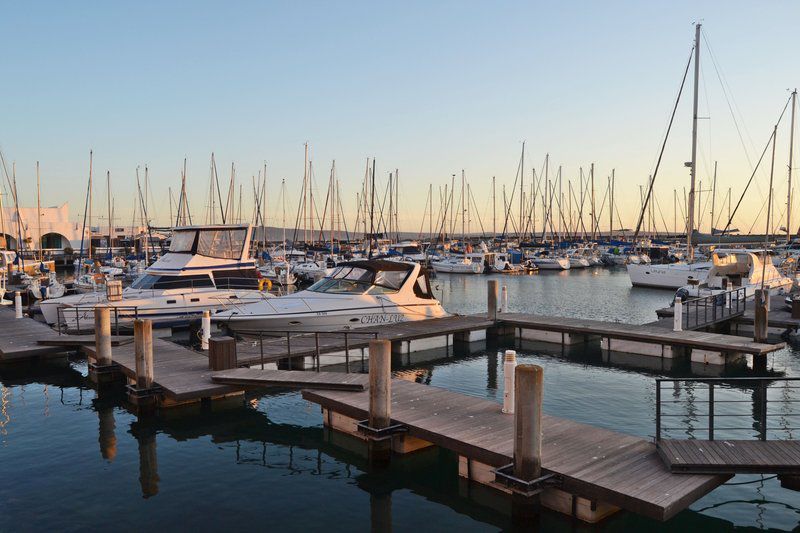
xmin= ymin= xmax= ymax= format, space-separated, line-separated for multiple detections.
xmin=303 ymin=379 xmax=729 ymax=521
xmin=501 ymin=313 xmax=783 ymax=355
xmin=658 ymin=439 xmax=800 ymax=474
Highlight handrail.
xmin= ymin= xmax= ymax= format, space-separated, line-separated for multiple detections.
xmin=680 ymin=286 xmax=746 ymax=330
xmin=56 ymin=304 xmax=140 ymax=335
xmin=655 ymin=377 xmax=800 ymax=442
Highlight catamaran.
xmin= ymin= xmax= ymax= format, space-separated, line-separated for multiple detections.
xmin=213 ymin=259 xmax=449 ymax=333
xmin=40 ymin=224 xmax=270 ymax=329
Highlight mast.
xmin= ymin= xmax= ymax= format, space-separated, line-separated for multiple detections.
xmin=36 ymin=162 xmax=42 ymax=262
xmin=590 ymin=163 xmax=596 ymax=241
xmin=687 ymin=22 xmax=701 ymax=260
xmin=519 ymin=142 xmax=525 ymax=239
xmin=492 ymin=176 xmax=496 ymax=239
xmin=88 ymin=150 xmax=93 ymax=259
xmin=710 ymin=162 xmax=717 ymax=235
xmin=303 ymin=143 xmax=309 ymax=244
xmin=461 ymin=169 xmax=465 ymax=241
xmin=609 ymin=169 xmax=615 ymax=240
xmin=788 ymin=89 xmax=796 ymax=242
xmin=107 ymin=170 xmax=112 ymax=258
xmin=368 ymin=159 xmax=376 ymax=257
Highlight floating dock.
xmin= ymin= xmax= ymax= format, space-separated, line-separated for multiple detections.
xmin=302 ymin=378 xmax=729 ymax=522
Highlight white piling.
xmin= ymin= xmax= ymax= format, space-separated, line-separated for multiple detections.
xmin=500 ymin=285 xmax=508 ymax=314
xmin=502 ymin=350 xmax=517 ymax=414
xmin=14 ymin=291 xmax=22 ymax=319
xmin=201 ymin=310 xmax=211 ymax=351
xmin=673 ymin=298 xmax=683 ymax=332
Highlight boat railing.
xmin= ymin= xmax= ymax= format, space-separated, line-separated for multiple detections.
xmin=655 ymin=377 xmax=800 ymax=442
xmin=56 ymin=304 xmax=140 ymax=336
xmin=244 ymin=329 xmax=381 ymax=373
xmin=679 ymin=287 xmax=746 ymax=330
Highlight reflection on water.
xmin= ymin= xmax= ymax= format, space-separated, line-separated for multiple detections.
xmin=0 ymin=269 xmax=799 ymax=530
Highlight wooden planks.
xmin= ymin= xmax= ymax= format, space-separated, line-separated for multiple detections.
xmin=0 ymin=308 xmax=69 ymax=360
xmin=85 ymin=338 xmax=241 ymax=401
xmin=500 ymin=313 xmax=784 ymax=355
xmin=212 ymin=368 xmax=368 ymax=391
xmin=235 ymin=314 xmax=494 ymax=366
xmin=303 ymin=380 xmax=729 ymax=521
xmin=658 ymin=439 xmax=800 ymax=474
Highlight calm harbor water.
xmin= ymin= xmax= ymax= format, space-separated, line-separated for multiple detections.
xmin=1 ymin=268 xmax=799 ymax=531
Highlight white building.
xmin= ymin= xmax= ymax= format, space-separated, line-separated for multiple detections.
xmin=1 ymin=203 xmax=89 ymax=252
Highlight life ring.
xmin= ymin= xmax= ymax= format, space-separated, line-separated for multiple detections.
xmin=258 ymin=278 xmax=272 ymax=291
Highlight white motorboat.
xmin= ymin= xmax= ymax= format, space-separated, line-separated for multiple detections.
xmin=674 ymin=250 xmax=794 ymax=302
xmin=25 ymin=272 xmax=66 ymax=300
xmin=40 ymin=224 xmax=270 ymax=329
xmin=387 ymin=241 xmax=426 ymax=263
xmin=627 ymin=261 xmax=712 ymax=290
xmin=565 ymin=249 xmax=591 ymax=269
xmin=258 ymin=262 xmax=297 ymax=286
xmin=214 ymin=260 xmax=449 ymax=333
xmin=530 ymin=251 xmax=570 ymax=270
xmin=431 ymin=255 xmax=484 ymax=274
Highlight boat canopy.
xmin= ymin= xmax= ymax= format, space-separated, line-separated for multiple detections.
xmin=168 ymin=225 xmax=249 ymax=260
xmin=308 ymin=260 xmax=415 ymax=295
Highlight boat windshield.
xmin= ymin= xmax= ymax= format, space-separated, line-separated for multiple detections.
xmin=308 ymin=265 xmax=409 ymax=295
xmin=169 ymin=231 xmax=196 ymax=252
xmin=197 ymin=228 xmax=247 ymax=259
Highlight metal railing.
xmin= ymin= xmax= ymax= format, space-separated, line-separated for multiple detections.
xmin=246 ymin=330 xmax=380 ymax=373
xmin=679 ymin=287 xmax=746 ymax=330
xmin=655 ymin=377 xmax=800 ymax=442
xmin=56 ymin=305 xmax=140 ymax=335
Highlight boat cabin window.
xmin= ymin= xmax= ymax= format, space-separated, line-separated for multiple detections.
xmin=169 ymin=231 xmax=196 ymax=253
xmin=308 ymin=265 xmax=411 ymax=295
xmin=197 ymin=228 xmax=247 ymax=259
xmin=130 ymin=274 xmax=214 ymax=290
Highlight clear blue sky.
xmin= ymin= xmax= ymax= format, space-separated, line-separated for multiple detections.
xmin=1 ymin=1 xmax=798 ymax=235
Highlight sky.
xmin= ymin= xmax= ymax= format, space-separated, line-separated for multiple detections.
xmin=1 ymin=1 xmax=799 ymax=237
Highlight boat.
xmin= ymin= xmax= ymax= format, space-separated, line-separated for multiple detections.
xmin=430 ymin=255 xmax=484 ymax=274
xmin=24 ymin=272 xmax=66 ymax=300
xmin=530 ymin=250 xmax=570 ymax=270
xmin=674 ymin=250 xmax=794 ymax=302
xmin=627 ymin=261 xmax=712 ymax=289
xmin=40 ymin=224 xmax=270 ymax=329
xmin=214 ymin=259 xmax=449 ymax=334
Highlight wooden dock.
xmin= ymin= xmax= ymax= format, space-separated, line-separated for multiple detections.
xmin=303 ymin=379 xmax=729 ymax=522
xmin=0 ymin=307 xmax=129 ymax=362
xmin=658 ymin=439 xmax=800 ymax=474
xmin=500 ymin=313 xmax=783 ymax=356
xmin=212 ymin=368 xmax=368 ymax=391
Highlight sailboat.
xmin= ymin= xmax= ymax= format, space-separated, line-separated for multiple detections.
xmin=627 ymin=23 xmax=712 ymax=290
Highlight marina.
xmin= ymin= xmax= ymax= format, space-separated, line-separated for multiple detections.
xmin=4 ymin=5 xmax=800 ymax=531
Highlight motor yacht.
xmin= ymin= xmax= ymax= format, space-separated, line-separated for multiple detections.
xmin=214 ymin=259 xmax=449 ymax=333
xmin=627 ymin=261 xmax=712 ymax=289
xmin=674 ymin=250 xmax=793 ymax=302
xmin=430 ymin=255 xmax=484 ymax=274
xmin=40 ymin=224 xmax=270 ymax=330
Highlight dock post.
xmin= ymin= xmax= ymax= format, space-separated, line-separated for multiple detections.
xmin=502 ymin=350 xmax=517 ymax=414
xmin=510 ymin=364 xmax=544 ymax=522
xmin=500 ymin=285 xmax=508 ymax=314
xmin=488 ymin=279 xmax=498 ymax=321
xmin=792 ymin=298 xmax=800 ymax=319
xmin=754 ymin=289 xmax=769 ymax=341
xmin=89 ymin=305 xmax=122 ymax=384
xmin=368 ymin=339 xmax=392 ymax=461
xmin=514 ymin=364 xmax=544 ymax=481
xmin=14 ymin=291 xmax=22 ymax=318
xmin=209 ymin=336 xmax=237 ymax=371
xmin=201 ymin=310 xmax=211 ymax=350
xmin=134 ymin=319 xmax=154 ymax=390
xmin=673 ymin=297 xmax=683 ymax=332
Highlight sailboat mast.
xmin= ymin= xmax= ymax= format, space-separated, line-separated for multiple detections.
xmin=492 ymin=176 xmax=496 ymax=238
xmin=609 ymin=169 xmax=615 ymax=240
xmin=711 ymin=162 xmax=718 ymax=235
xmin=519 ymin=142 xmax=525 ymax=240
xmin=88 ymin=151 xmax=93 ymax=259
xmin=107 ymin=170 xmax=112 ymax=257
xmin=590 ymin=163 xmax=596 ymax=241
xmin=687 ymin=22 xmax=701 ymax=260
xmin=303 ymin=143 xmax=309 ymax=244
xmin=788 ymin=89 xmax=796 ymax=242
xmin=36 ymin=162 xmax=42 ymax=262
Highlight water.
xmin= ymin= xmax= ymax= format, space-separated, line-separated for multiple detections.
xmin=2 ymin=268 xmax=800 ymax=531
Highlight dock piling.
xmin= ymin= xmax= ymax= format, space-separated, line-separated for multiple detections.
xmin=201 ymin=310 xmax=211 ymax=350
xmin=14 ymin=291 xmax=22 ymax=319
xmin=514 ymin=364 xmax=544 ymax=482
xmin=369 ymin=339 xmax=391 ymax=430
xmin=754 ymin=289 xmax=769 ymax=344
xmin=95 ymin=306 xmax=113 ymax=366
xmin=500 ymin=285 xmax=508 ymax=313
xmin=673 ymin=298 xmax=682 ymax=332
xmin=502 ymin=350 xmax=517 ymax=414
xmin=134 ymin=319 xmax=154 ymax=389
xmin=488 ymin=280 xmax=498 ymax=321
